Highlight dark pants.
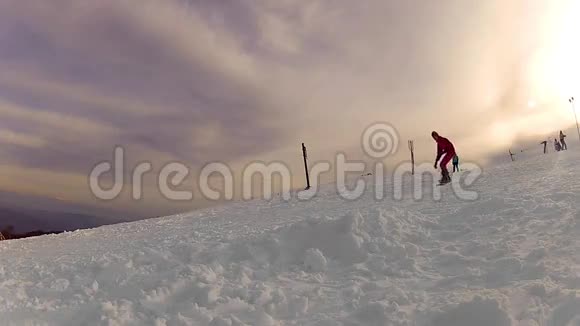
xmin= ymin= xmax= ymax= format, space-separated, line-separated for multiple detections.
xmin=453 ymin=163 xmax=459 ymax=172
xmin=440 ymin=152 xmax=455 ymax=176
xmin=561 ymin=139 xmax=567 ymax=150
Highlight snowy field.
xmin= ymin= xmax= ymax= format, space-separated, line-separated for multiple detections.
xmin=2 ymin=149 xmax=580 ymax=325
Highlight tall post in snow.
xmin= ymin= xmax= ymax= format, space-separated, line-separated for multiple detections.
xmin=568 ymin=97 xmax=580 ymax=142
xmin=302 ymin=143 xmax=311 ymax=190
xmin=408 ymin=140 xmax=415 ymax=175
xmin=541 ymin=140 xmax=547 ymax=154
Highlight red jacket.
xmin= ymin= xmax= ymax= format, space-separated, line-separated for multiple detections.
xmin=436 ymin=136 xmax=455 ymax=159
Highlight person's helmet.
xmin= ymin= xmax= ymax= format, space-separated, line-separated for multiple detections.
xmin=431 ymin=131 xmax=439 ymax=138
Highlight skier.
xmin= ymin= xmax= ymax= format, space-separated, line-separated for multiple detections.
xmin=431 ymin=131 xmax=455 ymax=184
xmin=560 ymin=131 xmax=567 ymax=150
xmin=452 ymin=154 xmax=459 ymax=173
xmin=554 ymin=138 xmax=561 ymax=152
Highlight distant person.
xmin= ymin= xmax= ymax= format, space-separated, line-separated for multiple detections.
xmin=541 ymin=140 xmax=548 ymax=154
xmin=560 ymin=131 xmax=567 ymax=150
xmin=555 ymin=138 xmax=561 ymax=152
xmin=431 ymin=131 xmax=455 ymax=184
xmin=452 ymin=154 xmax=459 ymax=172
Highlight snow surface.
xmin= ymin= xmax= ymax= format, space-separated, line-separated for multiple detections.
xmin=2 ymin=149 xmax=580 ymax=325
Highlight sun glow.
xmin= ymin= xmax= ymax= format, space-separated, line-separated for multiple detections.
xmin=532 ymin=0 xmax=580 ymax=99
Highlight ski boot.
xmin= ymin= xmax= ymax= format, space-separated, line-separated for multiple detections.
xmin=439 ymin=171 xmax=451 ymax=185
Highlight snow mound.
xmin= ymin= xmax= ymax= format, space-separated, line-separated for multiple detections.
xmin=429 ymin=296 xmax=512 ymax=326
xmin=303 ymin=248 xmax=327 ymax=273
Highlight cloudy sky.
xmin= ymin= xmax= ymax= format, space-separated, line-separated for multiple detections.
xmin=0 ymin=0 xmax=579 ymax=219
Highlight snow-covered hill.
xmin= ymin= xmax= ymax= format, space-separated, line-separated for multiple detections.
xmin=2 ymin=149 xmax=580 ymax=325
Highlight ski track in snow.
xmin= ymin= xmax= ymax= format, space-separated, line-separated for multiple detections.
xmin=2 ymin=150 xmax=580 ymax=325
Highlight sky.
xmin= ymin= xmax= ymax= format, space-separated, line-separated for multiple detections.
xmin=0 ymin=0 xmax=579 ymax=219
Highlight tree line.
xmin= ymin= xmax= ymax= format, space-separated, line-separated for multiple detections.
xmin=0 ymin=225 xmax=62 ymax=241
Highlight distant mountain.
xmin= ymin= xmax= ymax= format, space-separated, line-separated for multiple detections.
xmin=0 ymin=206 xmax=119 ymax=233
xmin=0 ymin=190 xmax=131 ymax=217
xmin=0 ymin=227 xmax=62 ymax=241
xmin=0 ymin=190 xmax=136 ymax=233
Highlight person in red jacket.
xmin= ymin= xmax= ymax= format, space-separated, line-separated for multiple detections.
xmin=432 ymin=131 xmax=456 ymax=184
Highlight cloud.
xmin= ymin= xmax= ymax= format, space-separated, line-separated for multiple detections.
xmin=0 ymin=0 xmax=290 ymax=167
xmin=0 ymin=0 xmax=576 ymax=216
xmin=0 ymin=129 xmax=45 ymax=148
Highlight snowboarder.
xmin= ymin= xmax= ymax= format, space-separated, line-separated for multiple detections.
xmin=560 ymin=131 xmax=567 ymax=150
xmin=452 ymin=154 xmax=459 ymax=173
xmin=554 ymin=138 xmax=561 ymax=151
xmin=431 ymin=131 xmax=455 ymax=184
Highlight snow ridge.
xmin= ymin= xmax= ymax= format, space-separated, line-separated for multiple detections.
xmin=2 ymin=150 xmax=580 ymax=325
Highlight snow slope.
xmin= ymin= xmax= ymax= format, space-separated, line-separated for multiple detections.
xmin=2 ymin=150 xmax=580 ymax=325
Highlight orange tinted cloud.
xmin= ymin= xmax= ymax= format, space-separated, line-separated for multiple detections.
xmin=0 ymin=0 xmax=576 ymax=216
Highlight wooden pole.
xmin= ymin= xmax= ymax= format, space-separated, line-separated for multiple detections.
xmin=408 ymin=140 xmax=415 ymax=175
xmin=569 ymin=97 xmax=580 ymax=141
xmin=541 ymin=141 xmax=547 ymax=154
xmin=302 ymin=143 xmax=311 ymax=190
